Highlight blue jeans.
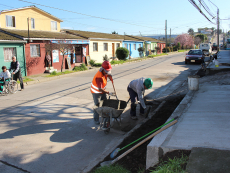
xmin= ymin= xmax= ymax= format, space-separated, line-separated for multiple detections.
xmin=127 ymin=86 xmax=144 ymax=116
xmin=92 ymin=93 xmax=107 ymax=121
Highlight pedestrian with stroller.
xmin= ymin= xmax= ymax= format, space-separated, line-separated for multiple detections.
xmin=0 ymin=66 xmax=11 ymax=93
xmin=9 ymin=56 xmax=24 ymax=91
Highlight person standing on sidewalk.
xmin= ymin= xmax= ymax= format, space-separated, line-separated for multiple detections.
xmin=46 ymin=52 xmax=52 ymax=68
xmin=91 ymin=61 xmax=114 ymax=125
xmin=127 ymin=77 xmax=153 ymax=120
xmin=9 ymin=56 xmax=24 ymax=91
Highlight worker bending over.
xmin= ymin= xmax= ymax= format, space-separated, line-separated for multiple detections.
xmin=127 ymin=77 xmax=153 ymax=120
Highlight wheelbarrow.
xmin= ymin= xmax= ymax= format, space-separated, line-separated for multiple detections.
xmin=94 ymin=99 xmax=128 ymax=134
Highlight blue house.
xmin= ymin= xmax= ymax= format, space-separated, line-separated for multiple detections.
xmin=122 ymin=40 xmax=144 ymax=58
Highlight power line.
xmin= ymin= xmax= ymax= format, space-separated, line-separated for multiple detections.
xmin=18 ymin=0 xmax=162 ymax=29
xmin=188 ymin=0 xmax=215 ymax=24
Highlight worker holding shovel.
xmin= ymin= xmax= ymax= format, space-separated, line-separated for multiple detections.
xmin=127 ymin=77 xmax=153 ymax=120
xmin=91 ymin=61 xmax=115 ymax=125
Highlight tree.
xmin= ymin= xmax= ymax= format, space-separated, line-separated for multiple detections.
xmin=45 ymin=41 xmax=73 ymax=72
xmin=138 ymin=47 xmax=145 ymax=57
xmin=115 ymin=47 xmax=129 ymax=60
xmin=194 ymin=37 xmax=201 ymax=46
xmin=188 ymin=28 xmax=194 ymax=36
xmin=174 ymin=34 xmax=194 ymax=49
xmin=112 ymin=31 xmax=118 ymax=34
xmin=195 ymin=34 xmax=208 ymax=43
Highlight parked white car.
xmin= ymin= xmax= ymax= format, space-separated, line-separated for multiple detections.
xmin=200 ymin=43 xmax=212 ymax=56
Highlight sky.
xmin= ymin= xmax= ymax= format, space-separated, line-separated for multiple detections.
xmin=0 ymin=0 xmax=229 ymax=36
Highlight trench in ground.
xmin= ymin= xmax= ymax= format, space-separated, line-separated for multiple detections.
xmin=91 ymin=94 xmax=185 ymax=173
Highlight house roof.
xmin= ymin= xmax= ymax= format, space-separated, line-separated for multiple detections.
xmin=64 ymin=30 xmax=164 ymax=43
xmin=0 ymin=5 xmax=63 ymax=22
xmin=0 ymin=29 xmax=86 ymax=40
xmin=64 ymin=30 xmax=144 ymax=41
xmin=0 ymin=32 xmax=22 ymax=40
xmin=129 ymin=35 xmax=165 ymax=43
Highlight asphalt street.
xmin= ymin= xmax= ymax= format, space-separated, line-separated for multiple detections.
xmin=0 ymin=52 xmax=204 ymax=172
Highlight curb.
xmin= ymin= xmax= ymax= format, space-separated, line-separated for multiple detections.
xmin=146 ymin=89 xmax=196 ymax=169
xmin=25 ymin=51 xmax=187 ymax=86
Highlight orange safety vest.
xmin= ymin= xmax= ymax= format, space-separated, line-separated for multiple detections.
xmin=91 ymin=71 xmax=107 ymax=94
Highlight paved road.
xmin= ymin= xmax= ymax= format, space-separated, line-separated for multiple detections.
xmin=0 ymin=52 xmax=202 ymax=172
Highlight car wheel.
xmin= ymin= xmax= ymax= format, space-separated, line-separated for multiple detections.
xmin=185 ymin=61 xmax=187 ymax=64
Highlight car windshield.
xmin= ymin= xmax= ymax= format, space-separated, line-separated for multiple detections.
xmin=202 ymin=44 xmax=209 ymax=47
xmin=188 ymin=50 xmax=202 ymax=55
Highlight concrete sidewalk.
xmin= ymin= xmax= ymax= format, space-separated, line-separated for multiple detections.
xmin=146 ymin=50 xmax=230 ymax=171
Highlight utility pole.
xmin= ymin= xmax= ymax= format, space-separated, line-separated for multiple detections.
xmin=170 ymin=28 xmax=171 ymax=44
xmin=165 ymin=20 xmax=167 ymax=52
xmin=217 ymin=8 xmax=219 ymax=52
xmin=27 ymin=17 xmax=30 ymax=41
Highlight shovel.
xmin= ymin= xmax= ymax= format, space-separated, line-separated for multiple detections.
xmin=100 ymin=116 xmax=178 ymax=167
xmin=111 ymin=78 xmax=119 ymax=100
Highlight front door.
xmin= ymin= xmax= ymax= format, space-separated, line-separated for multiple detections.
xmin=75 ymin=45 xmax=82 ymax=63
xmin=112 ymin=43 xmax=115 ymax=57
xmin=129 ymin=44 xmax=131 ymax=56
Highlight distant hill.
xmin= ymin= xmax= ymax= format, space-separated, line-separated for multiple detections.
xmin=143 ymin=35 xmax=178 ymax=39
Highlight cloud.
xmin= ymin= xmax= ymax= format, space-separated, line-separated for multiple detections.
xmin=61 ymin=26 xmax=74 ymax=30
xmin=86 ymin=27 xmax=97 ymax=31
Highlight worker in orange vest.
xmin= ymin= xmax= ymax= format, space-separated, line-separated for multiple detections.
xmin=91 ymin=61 xmax=115 ymax=125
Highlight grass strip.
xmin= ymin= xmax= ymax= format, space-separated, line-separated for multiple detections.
xmin=150 ymin=154 xmax=188 ymax=173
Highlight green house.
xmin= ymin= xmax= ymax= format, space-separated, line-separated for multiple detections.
xmin=0 ymin=32 xmax=27 ymax=76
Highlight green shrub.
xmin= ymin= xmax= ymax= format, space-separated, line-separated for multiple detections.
xmin=110 ymin=60 xmax=125 ymax=65
xmin=138 ymin=47 xmax=145 ymax=57
xmin=94 ymin=63 xmax=102 ymax=67
xmin=173 ymin=46 xmax=178 ymax=51
xmin=89 ymin=60 xmax=95 ymax=66
xmin=51 ymin=71 xmax=57 ymax=75
xmin=115 ymin=47 xmax=129 ymax=60
xmin=73 ymin=63 xmax=88 ymax=71
xmin=177 ymin=42 xmax=181 ymax=50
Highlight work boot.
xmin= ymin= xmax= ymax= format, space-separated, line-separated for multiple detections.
xmin=94 ymin=120 xmax=100 ymax=125
xmin=102 ymin=118 xmax=109 ymax=130
xmin=131 ymin=115 xmax=138 ymax=120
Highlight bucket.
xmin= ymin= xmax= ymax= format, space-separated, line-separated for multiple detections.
xmin=188 ymin=75 xmax=199 ymax=91
xmin=215 ymin=60 xmax=219 ymax=67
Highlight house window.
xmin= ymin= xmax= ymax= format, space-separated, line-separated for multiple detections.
xmin=6 ymin=15 xmax=16 ymax=27
xmin=3 ymin=48 xmax=16 ymax=61
xmin=31 ymin=18 xmax=35 ymax=29
xmin=30 ymin=44 xmax=40 ymax=57
xmin=104 ymin=43 xmax=108 ymax=51
xmin=51 ymin=21 xmax=57 ymax=31
xmin=124 ymin=43 xmax=128 ymax=49
xmin=148 ymin=44 xmax=151 ymax=50
xmin=133 ymin=44 xmax=136 ymax=50
xmin=93 ymin=42 xmax=98 ymax=51
xmin=139 ymin=44 xmax=141 ymax=48
xmin=116 ymin=43 xmax=120 ymax=49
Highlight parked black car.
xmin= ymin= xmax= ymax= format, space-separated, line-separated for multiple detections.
xmin=185 ymin=49 xmax=205 ymax=64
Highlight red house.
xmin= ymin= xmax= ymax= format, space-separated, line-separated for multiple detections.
xmin=1 ymin=29 xmax=89 ymax=76
xmin=157 ymin=42 xmax=166 ymax=54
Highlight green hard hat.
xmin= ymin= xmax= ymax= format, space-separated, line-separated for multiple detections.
xmin=144 ymin=78 xmax=153 ymax=89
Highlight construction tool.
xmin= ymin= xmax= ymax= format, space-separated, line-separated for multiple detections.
xmin=111 ymin=79 xmax=119 ymax=100
xmin=100 ymin=116 xmax=178 ymax=166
